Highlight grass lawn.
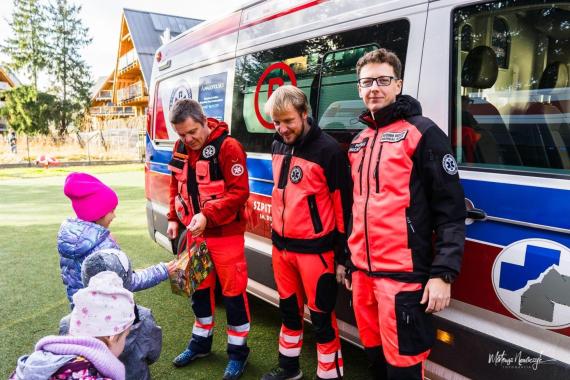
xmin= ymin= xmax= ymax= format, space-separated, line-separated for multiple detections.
xmin=0 ymin=165 xmax=369 ymax=379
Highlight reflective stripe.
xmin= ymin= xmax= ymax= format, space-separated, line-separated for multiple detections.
xmin=227 ymin=323 xmax=250 ymax=332
xmin=280 ymin=332 xmax=303 ymax=344
xmin=228 ymin=335 xmax=247 ymax=345
xmin=192 ymin=325 xmax=213 ymax=338
xmin=318 ymin=350 xmax=342 ymax=363
xmin=279 ymin=345 xmax=301 ymax=357
xmin=197 ymin=316 xmax=214 ymax=325
xmin=317 ymin=367 xmax=344 ymax=379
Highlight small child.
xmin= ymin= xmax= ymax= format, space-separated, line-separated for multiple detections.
xmin=10 ymin=271 xmax=135 ymax=380
xmin=60 ymin=249 xmax=164 ymax=380
xmin=58 ymin=172 xmax=174 ymax=306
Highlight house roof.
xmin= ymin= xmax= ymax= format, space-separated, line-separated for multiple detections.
xmin=123 ymin=9 xmax=203 ymax=85
xmin=0 ymin=65 xmax=21 ymax=88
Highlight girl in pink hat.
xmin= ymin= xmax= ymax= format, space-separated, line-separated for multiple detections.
xmin=57 ymin=172 xmax=175 ymax=308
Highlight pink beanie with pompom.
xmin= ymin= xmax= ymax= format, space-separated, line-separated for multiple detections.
xmin=64 ymin=172 xmax=118 ymax=222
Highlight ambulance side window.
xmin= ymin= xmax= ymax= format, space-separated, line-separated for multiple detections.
xmin=451 ymin=1 xmax=570 ymax=175
xmin=232 ymin=19 xmax=410 ymax=153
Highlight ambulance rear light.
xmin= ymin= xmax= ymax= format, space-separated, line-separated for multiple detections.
xmin=155 ymin=51 xmax=162 ymax=62
xmin=436 ymin=329 xmax=454 ymax=345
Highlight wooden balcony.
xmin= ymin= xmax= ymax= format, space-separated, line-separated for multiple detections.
xmin=95 ymin=90 xmax=112 ymax=101
xmin=90 ymin=105 xmax=136 ymax=117
xmin=117 ymin=81 xmax=147 ymax=105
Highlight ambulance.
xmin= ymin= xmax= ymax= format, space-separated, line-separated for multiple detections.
xmin=145 ymin=0 xmax=570 ymax=378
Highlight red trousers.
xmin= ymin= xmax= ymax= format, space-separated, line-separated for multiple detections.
xmin=273 ymin=248 xmax=343 ymax=379
xmin=187 ymin=233 xmax=250 ymax=361
xmin=352 ymin=272 xmax=435 ymax=379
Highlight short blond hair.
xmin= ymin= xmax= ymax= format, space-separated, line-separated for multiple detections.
xmin=264 ymin=85 xmax=309 ymax=117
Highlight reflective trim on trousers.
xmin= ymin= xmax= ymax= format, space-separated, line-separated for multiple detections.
xmin=318 ymin=350 xmax=342 ymax=363
xmin=192 ymin=325 xmax=214 ymax=338
xmin=228 ymin=334 xmax=247 ymax=346
xmin=280 ymin=332 xmax=303 ymax=344
xmin=317 ymin=366 xmax=343 ymax=379
xmin=279 ymin=345 xmax=302 ymax=357
xmin=196 ymin=316 xmax=214 ymax=325
xmin=227 ymin=323 xmax=250 ymax=333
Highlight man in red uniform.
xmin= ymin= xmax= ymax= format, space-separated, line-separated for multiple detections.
xmin=261 ymin=86 xmax=351 ymax=380
xmin=166 ymin=99 xmax=250 ymax=380
xmin=345 ymin=49 xmax=466 ymax=379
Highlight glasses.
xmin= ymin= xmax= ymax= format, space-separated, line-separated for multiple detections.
xmin=357 ymin=76 xmax=398 ymax=88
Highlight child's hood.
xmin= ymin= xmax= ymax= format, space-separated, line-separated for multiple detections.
xmin=14 ymin=350 xmax=76 ymax=380
xmin=57 ymin=218 xmax=116 ymax=259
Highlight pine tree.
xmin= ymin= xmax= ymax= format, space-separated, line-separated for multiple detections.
xmin=47 ymin=0 xmax=92 ymax=136
xmin=1 ymin=0 xmax=49 ymax=89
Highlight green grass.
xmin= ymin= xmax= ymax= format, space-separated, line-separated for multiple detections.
xmin=0 ymin=163 xmax=143 ymax=180
xmin=0 ymin=167 xmax=369 ymax=379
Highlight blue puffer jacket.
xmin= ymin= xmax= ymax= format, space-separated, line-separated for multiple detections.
xmin=57 ymin=218 xmax=120 ymax=304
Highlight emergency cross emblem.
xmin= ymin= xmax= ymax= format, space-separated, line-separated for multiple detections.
xmin=202 ymin=145 xmax=216 ymax=158
xmin=290 ymin=166 xmax=303 ymax=184
xmin=231 ymin=164 xmax=244 ymax=176
xmin=442 ymin=154 xmax=458 ymax=175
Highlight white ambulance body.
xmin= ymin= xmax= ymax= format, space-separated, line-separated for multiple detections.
xmin=145 ymin=0 xmax=570 ymax=378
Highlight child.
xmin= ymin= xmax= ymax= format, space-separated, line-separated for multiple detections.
xmin=10 ymin=271 xmax=135 ymax=380
xmin=60 ymin=249 xmax=164 ymax=380
xmin=58 ymin=172 xmax=174 ymax=306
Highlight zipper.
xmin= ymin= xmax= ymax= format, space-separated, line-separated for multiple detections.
xmin=280 ymin=147 xmax=294 ymax=246
xmin=177 ymin=194 xmax=189 ymax=215
xmin=307 ymin=194 xmax=323 ymax=234
xmin=364 ymin=129 xmax=379 ymax=273
xmin=357 ymin=146 xmax=366 ymax=195
xmin=407 ymin=217 xmax=416 ymax=233
xmin=373 ymin=143 xmax=383 ymax=193
xmin=318 ymin=253 xmax=328 ymax=269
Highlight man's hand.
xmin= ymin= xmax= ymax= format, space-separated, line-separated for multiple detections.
xmin=420 ymin=277 xmax=451 ymax=313
xmin=187 ymin=213 xmax=207 ymax=237
xmin=167 ymin=221 xmax=179 ymax=240
xmin=335 ymin=264 xmax=352 ymax=291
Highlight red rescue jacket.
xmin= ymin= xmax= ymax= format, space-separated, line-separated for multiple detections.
xmin=168 ymin=118 xmax=249 ymax=237
xmin=271 ymin=119 xmax=352 ymax=262
xmin=347 ymin=95 xmax=465 ymax=282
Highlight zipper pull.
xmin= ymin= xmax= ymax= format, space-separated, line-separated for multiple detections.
xmin=407 ymin=217 xmax=415 ymax=233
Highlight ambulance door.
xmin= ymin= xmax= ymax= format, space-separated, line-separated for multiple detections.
xmin=423 ymin=0 xmax=570 ymax=378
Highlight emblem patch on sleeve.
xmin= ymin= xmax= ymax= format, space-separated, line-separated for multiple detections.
xmin=442 ymin=154 xmax=458 ymax=175
xmin=231 ymin=164 xmax=244 ymax=176
xmin=380 ymin=130 xmax=408 ymax=143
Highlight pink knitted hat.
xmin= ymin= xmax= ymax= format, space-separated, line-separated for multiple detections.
xmin=70 ymin=271 xmax=135 ymax=337
xmin=64 ymin=172 xmax=118 ymax=222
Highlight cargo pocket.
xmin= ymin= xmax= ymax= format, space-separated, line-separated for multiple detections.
xmin=395 ymin=289 xmax=435 ymax=356
xmin=315 ymin=273 xmax=338 ymax=313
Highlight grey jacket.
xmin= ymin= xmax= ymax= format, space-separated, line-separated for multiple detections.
xmin=59 ymin=305 xmax=162 ymax=380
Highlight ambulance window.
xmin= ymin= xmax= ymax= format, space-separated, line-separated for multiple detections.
xmin=232 ymin=19 xmax=410 ymax=153
xmin=451 ymin=1 xmax=570 ymax=175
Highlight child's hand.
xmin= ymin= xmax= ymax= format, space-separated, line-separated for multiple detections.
xmin=166 ymin=260 xmax=177 ymax=276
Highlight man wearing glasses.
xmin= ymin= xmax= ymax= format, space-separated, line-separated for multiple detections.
xmin=343 ymin=48 xmax=466 ymax=379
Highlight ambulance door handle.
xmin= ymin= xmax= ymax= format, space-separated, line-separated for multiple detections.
xmin=465 ymin=198 xmax=487 ymax=225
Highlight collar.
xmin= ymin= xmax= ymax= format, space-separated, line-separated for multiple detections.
xmin=358 ymin=95 xmax=423 ymax=129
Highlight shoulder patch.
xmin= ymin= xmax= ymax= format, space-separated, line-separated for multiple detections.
xmin=381 ymin=130 xmax=408 ymax=143
xmin=231 ymin=163 xmax=244 ymax=176
xmin=442 ymin=154 xmax=458 ymax=175
xmin=349 ymin=137 xmax=369 ymax=153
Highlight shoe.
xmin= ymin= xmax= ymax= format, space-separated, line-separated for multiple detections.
xmin=172 ymin=348 xmax=211 ymax=367
xmin=261 ymin=367 xmax=303 ymax=380
xmin=223 ymin=357 xmax=248 ymax=380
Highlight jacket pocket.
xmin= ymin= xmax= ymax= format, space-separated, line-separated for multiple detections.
xmin=395 ymin=289 xmax=436 ymax=356
xmin=175 ymin=194 xmax=191 ymax=225
xmin=307 ymin=194 xmax=323 ymax=234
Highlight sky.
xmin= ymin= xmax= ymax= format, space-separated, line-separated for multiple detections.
xmin=0 ymin=0 xmax=251 ymax=89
